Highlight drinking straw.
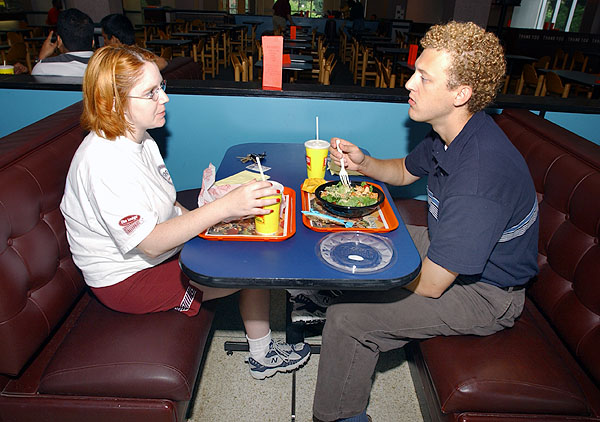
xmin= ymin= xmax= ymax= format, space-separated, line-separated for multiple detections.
xmin=316 ymin=116 xmax=319 ymax=140
xmin=256 ymin=155 xmax=266 ymax=181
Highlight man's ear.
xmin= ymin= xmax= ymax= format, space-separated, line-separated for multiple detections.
xmin=453 ymin=85 xmax=472 ymax=108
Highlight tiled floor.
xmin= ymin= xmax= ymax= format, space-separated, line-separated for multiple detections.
xmin=187 ymin=290 xmax=424 ymax=422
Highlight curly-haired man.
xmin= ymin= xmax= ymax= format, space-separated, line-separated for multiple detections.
xmin=312 ymin=21 xmax=539 ymax=422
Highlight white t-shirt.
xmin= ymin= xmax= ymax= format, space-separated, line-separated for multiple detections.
xmin=60 ymin=131 xmax=182 ymax=288
xmin=31 ymin=51 xmax=93 ymax=77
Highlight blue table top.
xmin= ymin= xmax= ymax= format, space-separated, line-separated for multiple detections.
xmin=179 ymin=142 xmax=421 ymax=290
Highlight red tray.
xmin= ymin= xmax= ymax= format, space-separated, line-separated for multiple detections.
xmin=198 ymin=187 xmax=296 ymax=241
xmin=301 ymin=182 xmax=399 ymax=233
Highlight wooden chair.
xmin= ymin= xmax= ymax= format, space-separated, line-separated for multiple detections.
xmin=254 ymin=39 xmax=262 ymax=61
xmin=231 ymin=53 xmax=244 ymax=82
xmin=202 ymin=33 xmax=220 ymax=78
xmin=192 ymin=38 xmax=206 ymax=80
xmin=375 ymin=59 xmax=396 ymax=88
xmin=350 ymin=38 xmax=360 ymax=81
xmin=533 ymin=56 xmax=550 ymax=70
xmin=320 ymin=53 xmax=336 ymax=85
xmin=216 ymin=30 xmax=230 ymax=70
xmin=569 ymin=51 xmax=588 ymax=72
xmin=229 ymin=26 xmax=247 ymax=55
xmin=5 ymin=32 xmax=27 ymax=65
xmin=240 ymin=50 xmax=253 ymax=81
xmin=358 ymin=45 xmax=377 ymax=87
xmin=552 ymin=48 xmax=568 ymax=70
xmin=515 ymin=64 xmax=544 ymax=95
xmin=540 ymin=71 xmax=570 ymax=98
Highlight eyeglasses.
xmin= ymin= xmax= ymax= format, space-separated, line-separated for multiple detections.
xmin=127 ymin=80 xmax=167 ymax=102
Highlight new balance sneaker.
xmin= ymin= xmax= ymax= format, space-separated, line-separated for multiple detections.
xmin=248 ymin=340 xmax=311 ymax=380
xmin=290 ymin=290 xmax=342 ymax=324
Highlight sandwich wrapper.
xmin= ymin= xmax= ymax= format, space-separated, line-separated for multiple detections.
xmin=197 ymin=164 xmax=281 ymax=222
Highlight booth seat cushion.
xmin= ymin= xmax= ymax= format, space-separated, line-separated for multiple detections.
xmin=39 ymin=297 xmax=213 ymax=401
xmin=420 ymin=299 xmax=591 ymax=415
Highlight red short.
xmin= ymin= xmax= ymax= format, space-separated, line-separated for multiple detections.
xmin=91 ymin=255 xmax=202 ymax=317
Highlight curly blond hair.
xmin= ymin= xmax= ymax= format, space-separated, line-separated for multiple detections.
xmin=420 ymin=21 xmax=505 ymax=113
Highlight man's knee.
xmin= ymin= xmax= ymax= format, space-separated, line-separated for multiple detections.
xmin=324 ymin=303 xmax=354 ymax=330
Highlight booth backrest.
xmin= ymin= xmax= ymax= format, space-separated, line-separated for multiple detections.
xmin=0 ymin=102 xmax=85 ymax=376
xmin=493 ymin=109 xmax=600 ymax=388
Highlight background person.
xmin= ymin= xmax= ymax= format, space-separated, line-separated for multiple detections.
xmin=312 ymin=21 xmax=539 ymax=422
xmin=272 ymin=0 xmax=295 ymax=32
xmin=32 ymin=8 xmax=94 ymax=77
xmin=60 ymin=45 xmax=311 ymax=380
xmin=46 ymin=0 xmax=61 ymax=26
xmin=100 ymin=13 xmax=167 ymax=71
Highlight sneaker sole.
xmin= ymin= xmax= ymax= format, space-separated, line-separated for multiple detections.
xmin=291 ymin=315 xmax=326 ymax=324
xmin=250 ymin=352 xmax=311 ymax=380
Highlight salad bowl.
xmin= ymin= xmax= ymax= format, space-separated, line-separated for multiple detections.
xmin=314 ymin=181 xmax=385 ymax=218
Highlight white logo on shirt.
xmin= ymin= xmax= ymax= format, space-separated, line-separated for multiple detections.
xmin=158 ymin=164 xmax=173 ymax=184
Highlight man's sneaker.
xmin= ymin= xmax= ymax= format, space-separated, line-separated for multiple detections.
xmin=248 ymin=339 xmax=311 ymax=380
xmin=290 ymin=290 xmax=342 ymax=324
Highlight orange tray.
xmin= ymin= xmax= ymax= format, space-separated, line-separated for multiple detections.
xmin=198 ymin=187 xmax=296 ymax=241
xmin=301 ymin=182 xmax=399 ymax=233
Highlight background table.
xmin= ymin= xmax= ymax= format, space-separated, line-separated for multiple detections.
xmin=179 ymin=142 xmax=421 ymax=291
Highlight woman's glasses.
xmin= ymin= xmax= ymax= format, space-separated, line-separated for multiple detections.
xmin=128 ymin=80 xmax=167 ymax=102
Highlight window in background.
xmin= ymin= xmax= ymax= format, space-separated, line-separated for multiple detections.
xmin=544 ymin=0 xmax=586 ymax=31
xmin=220 ymin=0 xmax=249 ymax=14
xmin=290 ymin=0 xmax=324 ymax=17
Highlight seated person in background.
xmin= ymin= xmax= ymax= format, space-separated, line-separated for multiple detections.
xmin=60 ymin=45 xmax=310 ymax=381
xmin=100 ymin=13 xmax=167 ymax=71
xmin=312 ymin=21 xmax=539 ymax=422
xmin=46 ymin=0 xmax=61 ymax=26
xmin=32 ymin=8 xmax=94 ymax=77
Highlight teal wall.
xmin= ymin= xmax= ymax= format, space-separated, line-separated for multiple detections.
xmin=1 ymin=88 xmax=598 ymax=197
xmin=543 ymin=112 xmax=599 ymax=143
xmin=0 ymin=89 xmax=81 ymax=138
xmin=151 ymin=94 xmax=430 ymax=192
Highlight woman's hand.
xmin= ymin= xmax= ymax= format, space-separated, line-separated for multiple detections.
xmin=218 ymin=180 xmax=280 ymax=220
xmin=329 ymin=137 xmax=367 ymax=172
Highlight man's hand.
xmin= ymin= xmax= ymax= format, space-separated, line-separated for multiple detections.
xmin=329 ymin=137 xmax=366 ymax=172
xmin=38 ymin=31 xmax=58 ymax=60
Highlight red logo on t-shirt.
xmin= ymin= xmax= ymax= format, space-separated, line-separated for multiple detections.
xmin=119 ymin=214 xmax=142 ymax=235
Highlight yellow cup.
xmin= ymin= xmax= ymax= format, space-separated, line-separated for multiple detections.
xmin=305 ymin=139 xmax=329 ymax=178
xmin=0 ymin=65 xmax=15 ymax=75
xmin=255 ymin=181 xmax=283 ymax=236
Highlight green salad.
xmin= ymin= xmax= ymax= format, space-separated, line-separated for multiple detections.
xmin=320 ymin=182 xmax=379 ymax=207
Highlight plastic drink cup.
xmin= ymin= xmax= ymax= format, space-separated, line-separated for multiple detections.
xmin=305 ymin=139 xmax=329 ymax=178
xmin=0 ymin=65 xmax=14 ymax=74
xmin=255 ymin=181 xmax=283 ymax=235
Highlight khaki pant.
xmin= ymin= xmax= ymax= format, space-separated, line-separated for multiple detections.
xmin=312 ymin=225 xmax=526 ymax=421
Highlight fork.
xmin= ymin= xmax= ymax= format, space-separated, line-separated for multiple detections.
xmin=336 ymin=139 xmax=351 ymax=188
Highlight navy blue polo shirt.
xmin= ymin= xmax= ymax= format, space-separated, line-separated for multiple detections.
xmin=405 ymin=111 xmax=539 ymax=288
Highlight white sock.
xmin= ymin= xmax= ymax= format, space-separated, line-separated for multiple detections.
xmin=247 ymin=330 xmax=272 ymax=360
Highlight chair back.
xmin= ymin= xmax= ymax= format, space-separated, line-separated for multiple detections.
xmin=534 ymin=56 xmax=550 ymax=70
xmin=552 ymin=48 xmax=568 ymax=70
xmin=569 ymin=51 xmax=588 ymax=72
xmin=542 ymin=71 xmax=570 ymax=98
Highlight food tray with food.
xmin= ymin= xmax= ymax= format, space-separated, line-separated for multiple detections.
xmin=198 ymin=187 xmax=296 ymax=241
xmin=300 ymin=181 xmax=398 ymax=233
